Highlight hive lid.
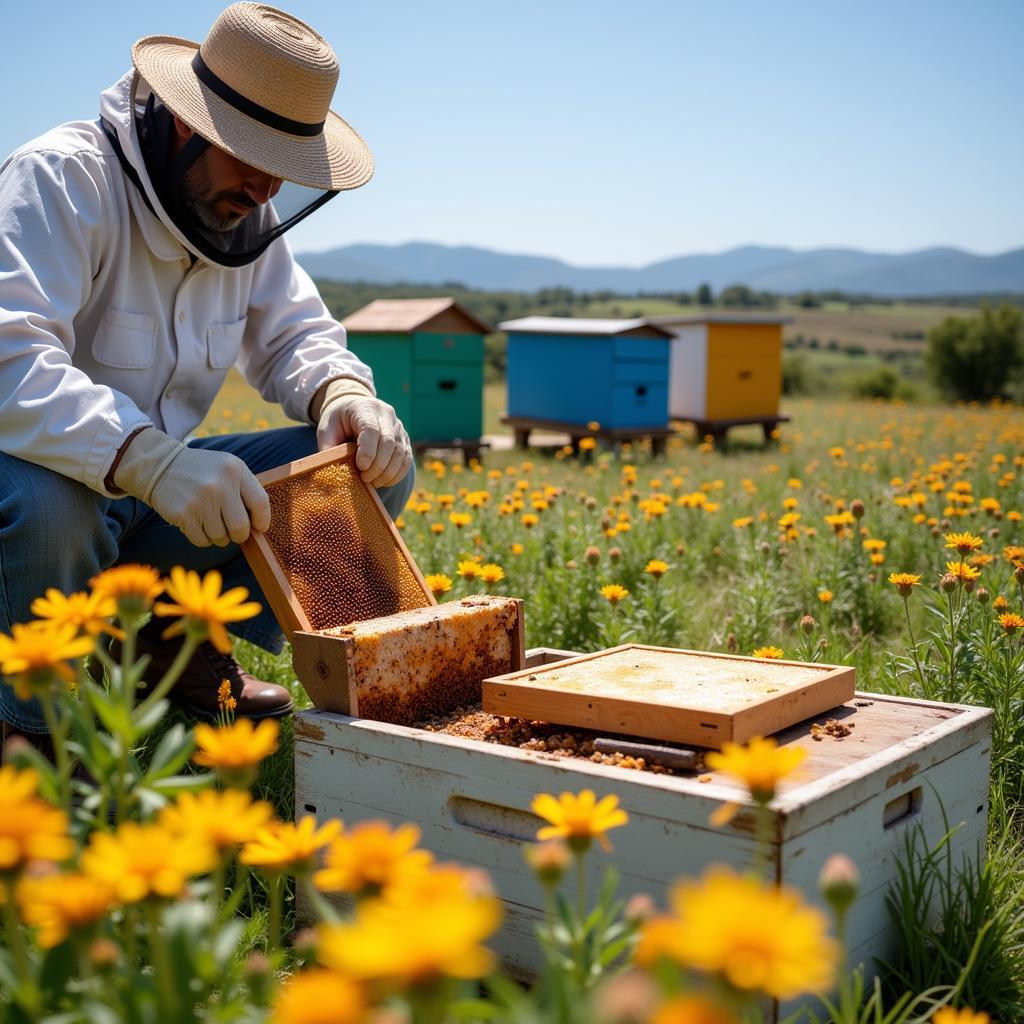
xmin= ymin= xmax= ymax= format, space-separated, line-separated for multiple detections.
xmin=482 ymin=644 xmax=855 ymax=749
xmin=240 ymin=444 xmax=435 ymax=639
xmin=342 ymin=297 xmax=493 ymax=335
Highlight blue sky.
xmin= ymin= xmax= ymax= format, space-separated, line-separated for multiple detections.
xmin=4 ymin=1 xmax=1022 ymax=266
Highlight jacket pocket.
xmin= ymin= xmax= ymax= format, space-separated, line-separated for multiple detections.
xmin=207 ymin=317 xmax=247 ymax=369
xmin=91 ymin=308 xmax=157 ymax=369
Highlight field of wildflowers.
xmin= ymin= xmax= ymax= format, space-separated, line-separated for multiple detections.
xmin=1 ymin=395 xmax=1023 ymax=1022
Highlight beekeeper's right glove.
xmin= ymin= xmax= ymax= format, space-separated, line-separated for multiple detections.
xmin=113 ymin=428 xmax=271 ymax=548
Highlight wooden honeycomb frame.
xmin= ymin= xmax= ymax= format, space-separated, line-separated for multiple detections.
xmin=241 ymin=444 xmax=435 ymax=640
xmin=483 ymin=644 xmax=856 ymax=749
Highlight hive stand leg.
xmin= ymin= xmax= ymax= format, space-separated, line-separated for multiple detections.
xmin=513 ymin=427 xmax=530 ymax=449
xmin=762 ymin=421 xmax=778 ymax=445
xmin=652 ymin=435 xmax=667 ymax=456
xmin=463 ymin=444 xmax=481 ymax=465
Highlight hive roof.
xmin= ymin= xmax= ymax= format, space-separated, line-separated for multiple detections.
xmin=342 ymin=297 xmax=492 ymax=334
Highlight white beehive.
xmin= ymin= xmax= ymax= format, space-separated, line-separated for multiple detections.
xmin=294 ymin=650 xmax=992 ymax=1021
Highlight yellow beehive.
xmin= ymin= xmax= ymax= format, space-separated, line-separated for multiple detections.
xmin=650 ymin=314 xmax=790 ymax=421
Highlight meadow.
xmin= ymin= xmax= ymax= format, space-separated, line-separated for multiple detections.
xmin=4 ymin=386 xmax=1024 ymax=1023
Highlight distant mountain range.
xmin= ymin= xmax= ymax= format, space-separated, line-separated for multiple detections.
xmin=295 ymin=241 xmax=1024 ymax=297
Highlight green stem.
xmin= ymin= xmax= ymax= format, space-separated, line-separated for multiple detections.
xmin=120 ymin=626 xmax=136 ymax=706
xmin=901 ymin=598 xmax=927 ymax=693
xmin=753 ymin=800 xmax=774 ymax=882
xmin=39 ymin=691 xmax=72 ymax=810
xmin=575 ymin=852 xmax=586 ymax=922
xmin=221 ymin=864 xmax=252 ymax=922
xmin=268 ymin=874 xmax=283 ymax=951
xmin=134 ymin=634 xmax=198 ymax=718
xmin=144 ymin=902 xmax=178 ymax=1016
xmin=946 ymin=590 xmax=957 ymax=703
xmin=2 ymin=881 xmax=41 ymax=1019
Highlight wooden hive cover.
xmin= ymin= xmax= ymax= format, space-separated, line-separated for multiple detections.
xmin=241 ymin=445 xmax=435 ymax=639
xmin=342 ymin=297 xmax=492 ymax=335
xmin=482 ymin=644 xmax=855 ymax=749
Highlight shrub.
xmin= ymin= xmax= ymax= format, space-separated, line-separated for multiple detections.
xmin=926 ymin=304 xmax=1024 ymax=401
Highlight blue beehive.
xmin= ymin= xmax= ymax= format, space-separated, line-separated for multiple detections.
xmin=499 ymin=316 xmax=673 ymax=429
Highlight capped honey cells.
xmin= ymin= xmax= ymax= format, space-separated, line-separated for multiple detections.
xmin=262 ymin=459 xmax=432 ymax=629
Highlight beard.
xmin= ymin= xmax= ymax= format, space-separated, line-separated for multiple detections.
xmin=181 ymin=155 xmax=257 ymax=234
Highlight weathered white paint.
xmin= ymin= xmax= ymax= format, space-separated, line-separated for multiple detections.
xmin=666 ymin=323 xmax=708 ymax=419
xmin=293 ymin=650 xmax=992 ymax=1023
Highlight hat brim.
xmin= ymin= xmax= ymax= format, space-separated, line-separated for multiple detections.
xmin=132 ymin=35 xmax=374 ymax=191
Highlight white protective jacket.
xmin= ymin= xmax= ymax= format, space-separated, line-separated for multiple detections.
xmin=0 ymin=71 xmax=374 ymax=496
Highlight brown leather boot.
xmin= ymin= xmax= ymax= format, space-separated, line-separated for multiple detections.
xmin=130 ymin=632 xmax=294 ymax=721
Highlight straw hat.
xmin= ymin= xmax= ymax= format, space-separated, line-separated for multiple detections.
xmin=132 ymin=2 xmax=373 ymax=190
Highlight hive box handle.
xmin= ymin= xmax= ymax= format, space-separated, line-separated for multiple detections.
xmin=449 ymin=795 xmax=540 ymax=843
xmin=883 ymin=786 xmax=923 ymax=829
xmin=438 ymin=379 xmax=458 ymax=391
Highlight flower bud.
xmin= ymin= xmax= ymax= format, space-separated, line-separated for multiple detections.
xmin=624 ymin=892 xmax=657 ymax=924
xmin=819 ymin=853 xmax=859 ymax=914
xmin=88 ymin=938 xmax=121 ymax=971
xmin=759 ymin=541 xmax=772 ymax=557
xmin=975 ymin=587 xmax=990 ymax=605
xmin=525 ymin=841 xmax=571 ymax=887
xmin=801 ymin=615 xmax=816 ymax=635
xmin=609 ymin=547 xmax=622 ymax=563
xmin=850 ymin=499 xmax=865 ymax=520
xmin=565 ymin=559 xmax=578 ymax=570
xmin=940 ymin=573 xmax=958 ymax=593
xmin=592 ymin=969 xmax=660 ymax=1024
xmin=585 ymin=546 xmax=601 ymax=566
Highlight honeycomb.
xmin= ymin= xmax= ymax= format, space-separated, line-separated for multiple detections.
xmin=316 ymin=596 xmax=522 ymax=725
xmin=262 ymin=457 xmax=432 ymax=630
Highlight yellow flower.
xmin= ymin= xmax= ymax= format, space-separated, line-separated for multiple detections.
xmin=521 ymin=513 xmax=540 ymax=528
xmin=932 ymin=1009 xmax=990 ymax=1024
xmin=751 ymin=646 xmax=784 ymax=659
xmin=600 ymin=584 xmax=629 ymax=605
xmin=889 ymin=572 xmax=922 ymax=597
xmin=817 ymin=590 xmax=834 ymax=604
xmin=705 ymin=736 xmax=805 ymax=803
xmin=449 ymin=512 xmax=473 ymax=528
xmin=479 ymin=563 xmax=505 ymax=584
xmin=998 ymin=612 xmax=1024 ymax=633
xmin=154 ymin=567 xmax=261 ymax=653
xmin=636 ymin=866 xmax=837 ymax=1000
xmin=510 ymin=543 xmax=525 ymax=556
xmin=193 ymin=719 xmax=280 ymax=782
xmin=862 ymin=538 xmax=887 ymax=552
xmin=945 ymin=561 xmax=981 ymax=584
xmin=644 ymin=560 xmax=669 ymax=578
xmin=424 ymin=574 xmax=453 ymax=597
xmin=531 ymin=789 xmax=628 ymax=853
xmin=650 ymin=994 xmax=740 ymax=1024
xmin=159 ymin=789 xmax=274 ymax=853
xmin=17 ymin=872 xmax=115 ymax=948
xmin=318 ymin=863 xmax=502 ymax=986
xmin=81 ymin=822 xmax=215 ymax=902
xmin=0 ymin=622 xmax=94 ymax=701
xmin=0 ymin=766 xmax=74 ymax=873
xmin=578 ymin=436 xmax=597 ymax=451
xmin=733 ymin=516 xmax=754 ymax=528
xmin=314 ymin=821 xmax=433 ymax=897
xmin=89 ymin=564 xmax=163 ymax=616
xmin=240 ymin=816 xmax=342 ymax=876
xmin=944 ymin=532 xmax=984 ymax=556
xmin=270 ymin=969 xmax=368 ymax=1024
xmin=30 ymin=588 xmax=120 ymax=638
xmin=456 ymin=560 xmax=480 ymax=580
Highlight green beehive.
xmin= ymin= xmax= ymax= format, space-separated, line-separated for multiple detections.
xmin=342 ymin=298 xmax=492 ymax=445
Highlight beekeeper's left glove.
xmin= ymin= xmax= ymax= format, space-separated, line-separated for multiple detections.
xmin=314 ymin=378 xmax=413 ymax=487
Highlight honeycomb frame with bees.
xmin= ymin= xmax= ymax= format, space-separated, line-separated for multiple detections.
xmin=241 ymin=445 xmax=525 ymax=723
xmin=291 ymin=596 xmax=525 ymax=724
xmin=240 ymin=443 xmax=436 ymax=640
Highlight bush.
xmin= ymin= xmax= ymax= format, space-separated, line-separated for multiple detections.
xmin=850 ymin=366 xmax=901 ymax=400
xmin=926 ymin=304 xmax=1024 ymax=401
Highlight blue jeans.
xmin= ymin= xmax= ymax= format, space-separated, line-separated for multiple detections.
xmin=0 ymin=426 xmax=415 ymax=733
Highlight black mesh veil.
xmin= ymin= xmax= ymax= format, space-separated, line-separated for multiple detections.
xmin=118 ymin=90 xmax=338 ymax=268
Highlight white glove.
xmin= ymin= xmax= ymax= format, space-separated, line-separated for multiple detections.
xmin=315 ymin=378 xmax=413 ymax=488
xmin=114 ymin=428 xmax=271 ymax=548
